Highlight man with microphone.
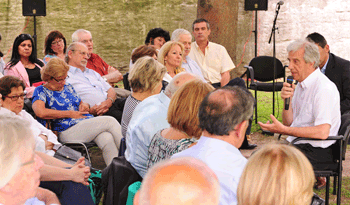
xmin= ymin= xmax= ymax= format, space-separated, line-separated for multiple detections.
xmin=258 ymin=39 xmax=340 ymax=189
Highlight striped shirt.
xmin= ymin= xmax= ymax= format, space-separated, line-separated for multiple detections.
xmin=121 ymin=95 xmax=141 ymax=138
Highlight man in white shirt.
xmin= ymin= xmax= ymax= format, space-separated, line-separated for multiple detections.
xmin=189 ymin=18 xmax=245 ymax=88
xmin=259 ymin=39 xmax=341 ymax=189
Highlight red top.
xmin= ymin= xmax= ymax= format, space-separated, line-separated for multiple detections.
xmin=86 ymin=53 xmax=109 ymax=76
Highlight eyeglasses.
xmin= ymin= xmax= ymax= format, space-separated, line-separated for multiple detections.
xmin=5 ymin=93 xmax=26 ymax=101
xmin=53 ymin=76 xmax=69 ymax=83
xmin=72 ymin=50 xmax=88 ymax=57
xmin=51 ymin=39 xmax=63 ymax=46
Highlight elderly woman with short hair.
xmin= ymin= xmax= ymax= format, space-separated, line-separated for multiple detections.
xmin=158 ymin=41 xmax=185 ymax=82
xmin=237 ymin=144 xmax=315 ymax=205
xmin=147 ymin=79 xmax=214 ymax=168
xmin=32 ymin=57 xmax=122 ymax=165
xmin=121 ymin=56 xmax=167 ymax=138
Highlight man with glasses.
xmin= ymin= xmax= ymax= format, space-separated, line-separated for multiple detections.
xmin=66 ymin=42 xmax=124 ymax=123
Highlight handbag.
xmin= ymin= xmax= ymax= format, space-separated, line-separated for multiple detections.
xmin=54 ymin=145 xmax=91 ymax=167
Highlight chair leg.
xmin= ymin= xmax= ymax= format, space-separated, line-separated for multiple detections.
xmin=337 ymin=174 xmax=342 ymax=205
xmin=333 ymin=176 xmax=337 ymax=195
xmin=255 ymin=89 xmax=258 ymax=124
xmin=325 ymin=176 xmax=330 ymax=205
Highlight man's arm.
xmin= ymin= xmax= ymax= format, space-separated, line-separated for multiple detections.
xmin=220 ymin=71 xmax=230 ymax=87
xmin=35 ymin=187 xmax=60 ymax=205
xmin=90 ymin=87 xmax=116 ymax=116
xmin=281 ymin=82 xmax=295 ymax=126
xmin=103 ymin=66 xmax=123 ymax=84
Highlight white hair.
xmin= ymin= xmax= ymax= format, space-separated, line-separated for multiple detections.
xmin=171 ymin=29 xmax=192 ymax=42
xmin=287 ymin=39 xmax=320 ymax=68
xmin=139 ymin=157 xmax=220 ymax=205
xmin=0 ymin=115 xmax=34 ymax=188
xmin=164 ymin=72 xmax=197 ymax=98
xmin=72 ymin=29 xmax=92 ymax=42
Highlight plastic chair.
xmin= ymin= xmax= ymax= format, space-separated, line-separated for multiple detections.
xmin=291 ymin=125 xmax=350 ymax=205
xmin=242 ymin=56 xmax=287 ymax=123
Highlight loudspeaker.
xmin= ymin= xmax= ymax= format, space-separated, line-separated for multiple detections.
xmin=245 ymin=0 xmax=268 ymax=11
xmin=22 ymin=0 xmax=46 ymax=16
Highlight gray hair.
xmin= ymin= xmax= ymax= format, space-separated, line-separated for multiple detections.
xmin=199 ymin=86 xmax=254 ymax=136
xmin=139 ymin=157 xmax=220 ymax=205
xmin=287 ymin=39 xmax=320 ymax=68
xmin=65 ymin=42 xmax=87 ymax=63
xmin=164 ymin=72 xmax=197 ymax=98
xmin=72 ymin=29 xmax=92 ymax=42
xmin=0 ymin=115 xmax=34 ymax=188
xmin=171 ymin=29 xmax=192 ymax=42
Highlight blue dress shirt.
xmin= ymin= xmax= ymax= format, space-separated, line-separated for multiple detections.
xmin=66 ymin=66 xmax=111 ymax=107
xmin=125 ymin=91 xmax=170 ymax=177
xmin=172 ymin=136 xmax=247 ymax=205
xmin=182 ymin=56 xmax=206 ymax=82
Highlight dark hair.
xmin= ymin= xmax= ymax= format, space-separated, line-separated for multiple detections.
xmin=131 ymin=45 xmax=157 ymax=63
xmin=44 ymin=30 xmax=67 ymax=55
xmin=306 ymin=32 xmax=327 ymax=48
xmin=8 ymin=34 xmax=44 ymax=68
xmin=192 ymin=18 xmax=210 ymax=31
xmin=144 ymin=28 xmax=170 ymax=45
xmin=0 ymin=76 xmax=26 ymax=100
xmin=198 ymin=86 xmax=254 ymax=136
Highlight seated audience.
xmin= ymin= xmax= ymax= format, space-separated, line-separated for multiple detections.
xmin=65 ymin=42 xmax=125 ymax=123
xmin=126 ymin=72 xmax=196 ymax=178
xmin=129 ymin=45 xmax=158 ymax=71
xmin=121 ymin=56 xmax=166 ymax=138
xmin=43 ymin=30 xmax=67 ymax=64
xmin=237 ymin=144 xmax=315 ymax=205
xmin=134 ymin=157 xmax=220 ymax=205
xmin=0 ymin=115 xmax=60 ymax=205
xmin=147 ymin=79 xmax=214 ymax=168
xmin=0 ymin=76 xmax=60 ymax=155
xmin=4 ymin=34 xmax=44 ymax=98
xmin=158 ymin=41 xmax=185 ymax=82
xmin=172 ymin=86 xmax=255 ymax=205
xmin=32 ymin=57 xmax=121 ymax=166
xmin=171 ymin=28 xmax=205 ymax=81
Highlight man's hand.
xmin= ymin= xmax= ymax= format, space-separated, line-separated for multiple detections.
xmin=90 ymin=100 xmax=112 ymax=116
xmin=104 ymin=67 xmax=123 ymax=84
xmin=79 ymin=102 xmax=90 ymax=112
xmin=70 ymin=157 xmax=91 ymax=186
xmin=281 ymin=82 xmax=295 ymax=100
xmin=258 ymin=114 xmax=286 ymax=134
xmin=38 ymin=134 xmax=54 ymax=151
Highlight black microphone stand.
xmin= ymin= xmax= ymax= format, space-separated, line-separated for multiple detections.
xmin=268 ymin=3 xmax=281 ymax=117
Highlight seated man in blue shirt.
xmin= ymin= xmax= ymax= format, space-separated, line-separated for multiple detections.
xmin=65 ymin=42 xmax=124 ymax=123
xmin=172 ymin=86 xmax=255 ymax=205
xmin=125 ymin=72 xmax=196 ymax=178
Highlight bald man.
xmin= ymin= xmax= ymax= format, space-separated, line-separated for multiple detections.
xmin=125 ymin=72 xmax=197 ymax=177
xmin=134 ymin=157 xmax=220 ymax=205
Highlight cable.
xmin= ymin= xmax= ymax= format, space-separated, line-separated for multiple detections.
xmin=236 ymin=12 xmax=255 ymax=68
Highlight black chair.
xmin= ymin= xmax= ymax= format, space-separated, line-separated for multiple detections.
xmin=123 ymin=73 xmax=131 ymax=91
xmin=291 ymin=125 xmax=350 ymax=205
xmin=242 ymin=56 xmax=287 ymax=123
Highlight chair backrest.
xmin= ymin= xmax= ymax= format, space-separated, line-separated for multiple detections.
xmin=248 ymin=56 xmax=285 ymax=82
xmin=342 ymin=125 xmax=350 ymax=159
xmin=123 ymin=73 xmax=131 ymax=91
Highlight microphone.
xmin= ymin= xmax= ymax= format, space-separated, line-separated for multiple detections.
xmin=277 ymin=1 xmax=284 ymax=5
xmin=284 ymin=76 xmax=293 ymax=110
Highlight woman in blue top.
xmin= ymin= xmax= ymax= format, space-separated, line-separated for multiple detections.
xmin=43 ymin=30 xmax=67 ymax=64
xmin=32 ymin=57 xmax=121 ymax=166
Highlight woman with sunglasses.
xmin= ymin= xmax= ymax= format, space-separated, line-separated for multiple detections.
xmin=4 ymin=34 xmax=44 ymax=98
xmin=43 ymin=30 xmax=67 ymax=64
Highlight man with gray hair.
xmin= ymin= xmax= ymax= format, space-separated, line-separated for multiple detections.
xmin=134 ymin=157 xmax=220 ymax=205
xmin=72 ymin=29 xmax=124 ymax=89
xmin=125 ymin=72 xmax=196 ymax=177
xmin=259 ymin=39 xmax=341 ymax=189
xmin=172 ymin=85 xmax=254 ymax=205
xmin=171 ymin=29 xmax=205 ymax=81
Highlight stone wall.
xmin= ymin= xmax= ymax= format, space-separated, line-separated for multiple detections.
xmin=235 ymin=0 xmax=350 ymax=75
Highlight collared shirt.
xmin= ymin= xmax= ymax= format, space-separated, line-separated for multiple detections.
xmin=125 ymin=91 xmax=170 ymax=177
xmin=182 ymin=56 xmax=206 ymax=82
xmin=172 ymin=136 xmax=247 ymax=205
xmin=87 ymin=53 xmax=110 ymax=76
xmin=0 ymin=107 xmax=61 ymax=156
xmin=66 ymin=66 xmax=111 ymax=106
xmin=287 ymin=69 xmax=340 ymax=148
xmin=320 ymin=56 xmax=330 ymax=74
xmin=189 ymin=41 xmax=235 ymax=84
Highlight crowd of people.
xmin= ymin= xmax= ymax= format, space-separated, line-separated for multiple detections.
xmin=0 ymin=17 xmax=348 ymax=204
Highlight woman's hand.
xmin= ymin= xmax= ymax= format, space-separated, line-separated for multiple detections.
xmin=70 ymin=110 xmax=89 ymax=119
xmin=79 ymin=102 xmax=90 ymax=112
xmin=70 ymin=157 xmax=91 ymax=185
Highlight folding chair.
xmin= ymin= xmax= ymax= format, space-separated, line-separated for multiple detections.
xmin=291 ymin=125 xmax=350 ymax=205
xmin=242 ymin=56 xmax=287 ymax=123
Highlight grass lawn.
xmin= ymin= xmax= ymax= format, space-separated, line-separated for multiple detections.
xmin=252 ymin=90 xmax=350 ymax=204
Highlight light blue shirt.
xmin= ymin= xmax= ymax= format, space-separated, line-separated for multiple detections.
xmin=24 ymin=197 xmax=45 ymax=205
xmin=66 ymin=66 xmax=111 ymax=107
xmin=320 ymin=56 xmax=329 ymax=74
xmin=125 ymin=91 xmax=170 ymax=177
xmin=182 ymin=56 xmax=206 ymax=82
xmin=172 ymin=136 xmax=247 ymax=205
